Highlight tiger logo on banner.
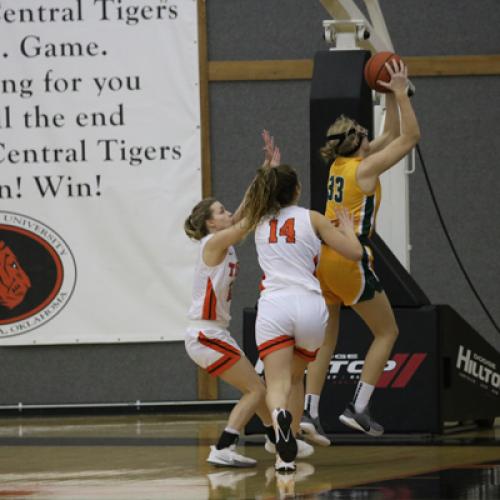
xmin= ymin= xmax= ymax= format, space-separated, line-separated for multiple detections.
xmin=0 ymin=211 xmax=77 ymax=339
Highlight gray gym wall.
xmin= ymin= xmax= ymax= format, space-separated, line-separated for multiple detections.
xmin=209 ymin=0 xmax=500 ymax=400
xmin=0 ymin=0 xmax=498 ymax=407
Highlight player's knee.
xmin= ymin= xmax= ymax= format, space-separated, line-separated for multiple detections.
xmin=386 ymin=324 xmax=399 ymax=342
xmin=245 ymin=378 xmax=266 ymax=400
xmin=373 ymin=323 xmax=399 ymax=342
xmin=267 ymin=378 xmax=292 ymax=398
xmin=253 ymin=381 xmax=267 ymax=401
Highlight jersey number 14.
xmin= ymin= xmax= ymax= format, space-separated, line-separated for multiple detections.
xmin=269 ymin=218 xmax=296 ymax=244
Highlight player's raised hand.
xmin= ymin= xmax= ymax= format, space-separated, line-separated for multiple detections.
xmin=377 ymin=60 xmax=408 ymax=94
xmin=262 ymin=129 xmax=276 ymax=166
xmin=270 ymin=146 xmax=281 ymax=167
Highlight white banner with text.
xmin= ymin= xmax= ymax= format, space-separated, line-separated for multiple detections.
xmin=0 ymin=0 xmax=201 ymax=344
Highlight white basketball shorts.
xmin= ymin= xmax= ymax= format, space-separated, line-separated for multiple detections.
xmin=255 ymin=290 xmax=328 ymax=361
xmin=185 ymin=325 xmax=242 ymax=377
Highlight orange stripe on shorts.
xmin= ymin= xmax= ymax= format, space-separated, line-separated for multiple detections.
xmin=198 ymin=332 xmax=240 ymax=357
xmin=207 ymin=353 xmax=240 ymax=377
xmin=258 ymin=335 xmax=295 ymax=359
xmin=294 ymin=346 xmax=319 ymax=362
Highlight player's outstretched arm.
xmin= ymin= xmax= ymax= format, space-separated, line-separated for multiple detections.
xmin=357 ymin=61 xmax=420 ymax=191
xmin=368 ymin=91 xmax=400 ymax=155
xmin=232 ymin=130 xmax=281 ymax=224
xmin=203 ymin=218 xmax=250 ymax=266
xmin=310 ymin=209 xmax=363 ymax=261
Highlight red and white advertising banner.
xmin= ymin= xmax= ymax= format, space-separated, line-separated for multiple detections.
xmin=0 ymin=0 xmax=201 ymax=344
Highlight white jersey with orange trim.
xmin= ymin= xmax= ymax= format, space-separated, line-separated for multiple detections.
xmin=187 ymin=234 xmax=239 ymax=327
xmin=255 ymin=205 xmax=322 ymax=295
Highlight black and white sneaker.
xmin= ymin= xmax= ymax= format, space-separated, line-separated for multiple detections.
xmin=339 ymin=403 xmax=384 ymax=436
xmin=299 ymin=411 xmax=331 ymax=446
xmin=274 ymin=409 xmax=297 ymax=463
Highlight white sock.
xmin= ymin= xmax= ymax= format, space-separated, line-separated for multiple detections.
xmin=304 ymin=393 xmax=320 ymax=419
xmin=224 ymin=427 xmax=240 ymax=436
xmin=353 ymin=381 xmax=375 ymax=413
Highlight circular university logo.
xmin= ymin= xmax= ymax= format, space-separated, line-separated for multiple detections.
xmin=0 ymin=211 xmax=77 ymax=338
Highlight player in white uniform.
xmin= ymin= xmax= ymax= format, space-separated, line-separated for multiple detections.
xmin=185 ymin=196 xmax=271 ymax=468
xmin=184 ymin=134 xmax=315 ymax=468
xmin=186 ymin=229 xmax=241 ymax=376
xmin=241 ymin=163 xmax=363 ymax=471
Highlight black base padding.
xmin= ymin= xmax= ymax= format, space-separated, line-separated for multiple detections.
xmin=243 ymin=304 xmax=499 ymax=435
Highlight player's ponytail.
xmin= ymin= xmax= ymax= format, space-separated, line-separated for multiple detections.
xmin=321 ymin=114 xmax=363 ymax=161
xmin=184 ymin=197 xmax=216 ymax=240
xmin=242 ymin=165 xmax=299 ymax=231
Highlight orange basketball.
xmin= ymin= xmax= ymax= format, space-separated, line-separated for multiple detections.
xmin=364 ymin=52 xmax=402 ymax=93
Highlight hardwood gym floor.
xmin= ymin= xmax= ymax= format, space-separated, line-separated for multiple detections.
xmin=0 ymin=413 xmax=498 ymax=499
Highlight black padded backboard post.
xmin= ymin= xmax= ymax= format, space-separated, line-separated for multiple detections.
xmin=310 ymin=50 xmax=373 ymax=213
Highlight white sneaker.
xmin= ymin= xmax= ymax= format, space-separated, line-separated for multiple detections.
xmin=207 ymin=445 xmax=257 ymax=468
xmin=275 ymin=455 xmax=296 ymax=473
xmin=265 ymin=436 xmax=314 ymax=458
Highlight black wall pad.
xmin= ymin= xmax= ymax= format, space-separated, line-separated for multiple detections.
xmin=440 ymin=305 xmax=500 ymax=423
xmin=310 ymin=49 xmax=372 ymax=213
xmin=243 ymin=305 xmax=500 ymax=436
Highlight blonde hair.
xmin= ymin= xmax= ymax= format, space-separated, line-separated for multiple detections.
xmin=242 ymin=165 xmax=299 ymax=231
xmin=320 ymin=114 xmax=362 ymax=163
xmin=184 ymin=197 xmax=216 ymax=240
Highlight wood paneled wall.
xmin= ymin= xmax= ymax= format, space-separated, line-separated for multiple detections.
xmin=208 ymin=55 xmax=500 ymax=81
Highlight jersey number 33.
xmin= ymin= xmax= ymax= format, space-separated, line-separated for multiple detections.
xmin=328 ymin=175 xmax=345 ymax=203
